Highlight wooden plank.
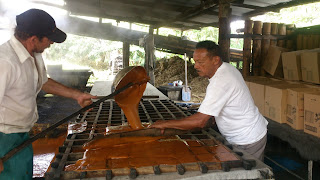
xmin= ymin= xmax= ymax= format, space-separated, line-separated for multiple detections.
xmin=297 ymin=34 xmax=303 ymax=50
xmin=277 ymin=23 xmax=286 ymax=47
xmin=302 ymin=35 xmax=308 ymax=49
xmin=154 ymin=0 xmax=219 ymax=28
xmin=242 ymin=19 xmax=253 ymax=78
xmin=123 ymin=42 xmax=130 ymax=68
xmin=270 ymin=23 xmax=278 ymax=46
xmin=219 ymin=2 xmax=231 ymax=63
xmin=261 ymin=22 xmax=271 ymax=76
xmin=286 ymin=24 xmax=295 ymax=50
xmin=228 ymin=34 xmax=287 ymax=40
xmin=252 ymin=21 xmax=262 ymax=76
xmin=136 ymin=166 xmax=154 ymax=175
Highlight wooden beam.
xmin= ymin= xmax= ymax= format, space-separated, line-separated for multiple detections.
xmin=261 ymin=22 xmax=271 ymax=76
xmin=66 ymin=1 xmax=201 ymax=30
xmin=67 ymin=0 xmax=187 ymax=13
xmin=182 ymin=5 xmax=219 ymax=21
xmin=231 ymin=3 xmax=261 ymax=10
xmin=242 ymin=19 xmax=253 ymax=78
xmin=270 ymin=23 xmax=278 ymax=46
xmin=218 ymin=1 xmax=231 ymax=63
xmin=154 ymin=0 xmax=220 ymax=28
xmin=285 ymin=24 xmax=295 ymax=50
xmin=123 ymin=42 xmax=130 ymax=68
xmin=252 ymin=21 xmax=262 ymax=76
xmin=68 ymin=11 xmax=201 ymax=30
xmin=277 ymin=23 xmax=286 ymax=47
xmin=205 ymin=10 xmax=243 ymax=21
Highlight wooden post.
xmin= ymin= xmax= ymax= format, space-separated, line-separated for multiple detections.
xmin=302 ymin=35 xmax=308 ymax=49
xmin=286 ymin=24 xmax=295 ymax=50
xmin=307 ymin=35 xmax=314 ymax=49
xmin=314 ymin=35 xmax=320 ymax=48
xmin=242 ymin=19 xmax=253 ymax=78
xmin=277 ymin=23 xmax=286 ymax=48
xmin=252 ymin=21 xmax=262 ymax=76
xmin=297 ymin=34 xmax=303 ymax=50
xmin=261 ymin=22 xmax=271 ymax=76
xmin=218 ymin=1 xmax=231 ymax=62
xmin=123 ymin=42 xmax=130 ymax=68
xmin=144 ymin=27 xmax=155 ymax=85
xmin=270 ymin=23 xmax=278 ymax=46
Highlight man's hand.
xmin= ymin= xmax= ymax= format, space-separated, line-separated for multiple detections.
xmin=0 ymin=159 xmax=4 ymax=174
xmin=76 ymin=93 xmax=98 ymax=108
xmin=149 ymin=120 xmax=169 ymax=134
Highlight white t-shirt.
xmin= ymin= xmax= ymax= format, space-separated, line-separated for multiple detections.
xmin=198 ymin=62 xmax=268 ymax=145
xmin=0 ymin=36 xmax=48 ymax=133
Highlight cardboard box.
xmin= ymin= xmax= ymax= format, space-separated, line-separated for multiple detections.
xmin=304 ymin=92 xmax=320 ymax=137
xmin=286 ymin=88 xmax=319 ymax=130
xmin=301 ymin=51 xmax=320 ymax=84
xmin=265 ymin=84 xmax=306 ymax=123
xmin=245 ymin=81 xmax=250 ymax=89
xmin=244 ymin=76 xmax=271 ymax=82
xmin=263 ymin=46 xmax=289 ymax=78
xmin=249 ymin=80 xmax=287 ymax=115
xmin=282 ymin=50 xmax=306 ymax=81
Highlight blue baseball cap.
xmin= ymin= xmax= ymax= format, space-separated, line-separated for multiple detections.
xmin=16 ymin=9 xmax=66 ymax=43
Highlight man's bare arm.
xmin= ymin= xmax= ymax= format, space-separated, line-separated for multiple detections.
xmin=42 ymin=78 xmax=97 ymax=107
xmin=149 ymin=112 xmax=213 ymax=131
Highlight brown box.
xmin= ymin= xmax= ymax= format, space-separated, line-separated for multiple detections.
xmin=282 ymin=50 xmax=306 ymax=81
xmin=245 ymin=81 xmax=250 ymax=89
xmin=301 ymin=51 xmax=320 ymax=84
xmin=304 ymin=92 xmax=320 ymax=137
xmin=263 ymin=46 xmax=289 ymax=77
xmin=265 ymin=84 xmax=306 ymax=123
xmin=249 ymin=80 xmax=286 ymax=116
xmin=286 ymin=88 xmax=319 ymax=130
xmin=244 ymin=76 xmax=272 ymax=83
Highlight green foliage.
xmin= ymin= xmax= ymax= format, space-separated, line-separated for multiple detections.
xmin=183 ymin=27 xmax=219 ymax=42
xmin=129 ymin=46 xmax=145 ymax=66
xmin=44 ymin=34 xmax=120 ymax=70
xmin=251 ymin=2 xmax=320 ymax=27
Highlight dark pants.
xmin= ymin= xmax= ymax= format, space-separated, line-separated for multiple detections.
xmin=0 ymin=132 xmax=33 ymax=180
xmin=233 ymin=134 xmax=267 ymax=161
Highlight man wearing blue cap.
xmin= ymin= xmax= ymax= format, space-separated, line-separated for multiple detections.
xmin=0 ymin=9 xmax=96 ymax=179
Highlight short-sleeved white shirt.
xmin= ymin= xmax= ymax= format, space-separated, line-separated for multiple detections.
xmin=198 ymin=62 xmax=268 ymax=145
xmin=0 ymin=36 xmax=48 ymax=134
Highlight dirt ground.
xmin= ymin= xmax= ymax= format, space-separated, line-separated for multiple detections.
xmin=155 ymin=56 xmax=209 ymax=103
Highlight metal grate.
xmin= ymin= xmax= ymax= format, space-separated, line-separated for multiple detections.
xmin=46 ymin=99 xmax=250 ymax=180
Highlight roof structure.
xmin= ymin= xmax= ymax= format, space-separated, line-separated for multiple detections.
xmin=61 ymin=0 xmax=319 ymax=30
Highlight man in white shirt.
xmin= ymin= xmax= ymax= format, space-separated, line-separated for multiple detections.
xmin=0 ymin=9 xmax=96 ymax=179
xmin=151 ymin=40 xmax=268 ymax=161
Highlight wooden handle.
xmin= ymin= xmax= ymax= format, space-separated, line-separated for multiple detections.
xmin=91 ymin=128 xmax=190 ymax=141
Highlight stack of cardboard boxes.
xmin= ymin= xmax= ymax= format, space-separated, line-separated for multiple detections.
xmin=246 ymin=77 xmax=320 ymax=138
xmin=245 ymin=46 xmax=320 ymax=138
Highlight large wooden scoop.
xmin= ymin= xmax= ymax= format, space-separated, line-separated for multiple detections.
xmin=112 ymin=66 xmax=150 ymax=129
